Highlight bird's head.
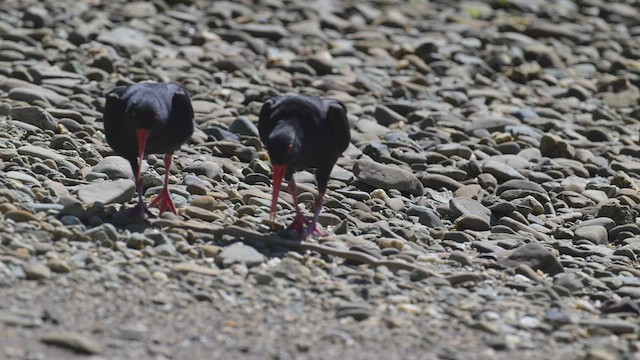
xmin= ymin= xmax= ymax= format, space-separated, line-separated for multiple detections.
xmin=130 ymin=100 xmax=162 ymax=130
xmin=266 ymin=130 xmax=301 ymax=224
xmin=127 ymin=98 xmax=163 ymax=184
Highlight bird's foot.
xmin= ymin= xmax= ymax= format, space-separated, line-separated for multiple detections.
xmin=149 ymin=187 xmax=177 ymax=214
xmin=302 ymin=223 xmax=328 ymax=239
xmin=129 ymin=201 xmax=154 ymax=219
xmin=286 ymin=213 xmax=310 ymax=233
xmin=287 ymin=215 xmax=328 ymax=239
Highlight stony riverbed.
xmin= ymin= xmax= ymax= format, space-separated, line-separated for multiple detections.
xmin=1 ymin=0 xmax=640 ymax=359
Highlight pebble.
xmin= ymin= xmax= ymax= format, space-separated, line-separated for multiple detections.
xmin=23 ymin=262 xmax=52 ymax=280
xmin=92 ymin=156 xmax=136 ymax=179
xmin=353 ymin=159 xmax=423 ymax=196
xmin=500 ymin=243 xmax=564 ymax=276
xmin=216 ymin=242 xmax=266 ymax=268
xmin=77 ymin=179 xmax=136 ymax=205
xmin=183 ymin=161 xmax=222 ymax=180
xmin=10 ymin=107 xmax=57 ymax=131
xmin=172 ymin=263 xmax=219 ymax=277
xmin=17 ymin=145 xmax=65 ymax=161
xmin=40 ymin=332 xmax=102 ymax=354
xmin=574 ymin=226 xmax=608 ymax=245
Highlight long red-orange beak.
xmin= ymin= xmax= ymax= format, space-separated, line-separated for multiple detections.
xmin=136 ymin=129 xmax=151 ymax=183
xmin=270 ymin=164 xmax=286 ymax=223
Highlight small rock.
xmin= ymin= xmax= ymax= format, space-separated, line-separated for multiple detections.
xmin=77 ymin=179 xmax=135 ymax=205
xmin=574 ymin=226 xmax=608 ymax=245
xmin=23 ymin=262 xmax=52 ymax=280
xmin=92 ymin=156 xmax=136 ymax=179
xmin=183 ymin=161 xmax=222 ymax=180
xmin=216 ymin=242 xmax=266 ymax=268
xmin=17 ymin=145 xmax=64 ymax=161
xmin=40 ymin=332 xmax=102 ymax=355
xmin=353 ymin=159 xmax=423 ymax=196
xmin=172 ymin=263 xmax=219 ymax=276
xmin=500 ymin=243 xmax=564 ymax=275
xmin=10 ymin=107 xmax=57 ymax=131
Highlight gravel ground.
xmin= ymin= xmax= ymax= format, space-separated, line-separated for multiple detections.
xmin=2 ymin=0 xmax=640 ymax=359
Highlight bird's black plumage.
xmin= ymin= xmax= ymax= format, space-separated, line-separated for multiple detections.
xmin=104 ymin=83 xmax=195 ymax=175
xmin=103 ymin=82 xmax=195 ymax=215
xmin=258 ymin=95 xmax=350 ymax=238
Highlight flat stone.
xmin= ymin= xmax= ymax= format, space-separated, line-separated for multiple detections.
xmin=40 ymin=332 xmax=102 ymax=355
xmin=455 ymin=215 xmax=490 ymax=231
xmin=183 ymin=161 xmax=222 ymax=180
xmin=120 ymin=2 xmax=157 ymax=18
xmin=483 ymin=160 xmax=525 ymax=181
xmin=77 ymin=179 xmax=135 ymax=205
xmin=10 ymin=107 xmax=57 ymax=131
xmin=450 ymin=198 xmax=491 ymax=223
xmin=184 ymin=206 xmax=223 ymax=222
xmin=23 ymin=262 xmax=51 ymax=280
xmin=578 ymin=319 xmax=637 ymax=335
xmin=172 ymin=263 xmax=219 ymax=276
xmin=420 ymin=174 xmax=464 ymax=191
xmin=97 ymin=26 xmax=151 ymax=54
xmin=216 ymin=242 xmax=266 ymax=268
xmin=353 ymin=159 xmax=423 ymax=196
xmin=6 ymin=171 xmax=41 ymax=187
xmin=17 ymin=145 xmax=64 ymax=161
xmin=574 ymin=225 xmax=608 ymax=245
xmin=496 ymin=179 xmax=546 ymax=195
xmin=499 ymin=243 xmax=564 ymax=275
xmin=4 ymin=210 xmax=39 ymax=222
xmin=92 ymin=156 xmax=136 ymax=179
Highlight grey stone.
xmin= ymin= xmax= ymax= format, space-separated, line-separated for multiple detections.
xmin=500 ymin=243 xmax=564 ymax=275
xmin=97 ymin=27 xmax=151 ymax=54
xmin=40 ymin=332 xmax=102 ymax=355
xmin=23 ymin=262 xmax=52 ymax=280
xmin=482 ymin=160 xmax=525 ymax=181
xmin=77 ymin=179 xmax=136 ymax=205
xmin=92 ymin=156 xmax=136 ymax=179
xmin=183 ymin=161 xmax=223 ymax=180
xmin=17 ymin=145 xmax=64 ymax=161
xmin=229 ymin=116 xmax=259 ymax=137
xmin=353 ymin=159 xmax=423 ymax=196
xmin=10 ymin=107 xmax=57 ymax=131
xmin=216 ymin=242 xmax=266 ymax=268
xmin=574 ymin=225 xmax=608 ymax=245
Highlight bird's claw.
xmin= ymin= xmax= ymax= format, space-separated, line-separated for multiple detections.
xmin=286 ymin=213 xmax=310 ymax=233
xmin=302 ymin=223 xmax=328 ymax=239
xmin=149 ymin=188 xmax=177 ymax=214
xmin=129 ymin=201 xmax=154 ymax=219
xmin=287 ymin=214 xmax=327 ymax=239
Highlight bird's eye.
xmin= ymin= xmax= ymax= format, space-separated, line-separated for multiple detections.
xmin=287 ymin=144 xmax=293 ymax=154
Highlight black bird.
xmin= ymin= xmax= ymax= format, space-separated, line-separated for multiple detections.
xmin=103 ymin=82 xmax=195 ymax=216
xmin=258 ymin=95 xmax=350 ymax=238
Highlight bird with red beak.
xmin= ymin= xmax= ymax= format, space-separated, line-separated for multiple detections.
xmin=258 ymin=95 xmax=350 ymax=239
xmin=103 ymin=83 xmax=195 ymax=217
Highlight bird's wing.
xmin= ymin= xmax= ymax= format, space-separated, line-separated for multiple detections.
xmin=103 ymin=86 xmax=128 ymax=135
xmin=326 ymin=100 xmax=351 ymax=154
xmin=170 ymin=86 xmax=195 ymax=119
xmin=257 ymin=98 xmax=276 ymax=145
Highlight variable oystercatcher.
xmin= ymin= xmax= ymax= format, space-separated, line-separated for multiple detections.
xmin=103 ymin=82 xmax=195 ymax=216
xmin=258 ymin=95 xmax=350 ymax=238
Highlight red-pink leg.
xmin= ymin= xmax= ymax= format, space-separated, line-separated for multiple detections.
xmin=149 ymin=153 xmax=177 ymax=214
xmin=130 ymin=129 xmax=153 ymax=218
xmin=286 ymin=181 xmax=310 ymax=233
xmin=302 ymin=191 xmax=328 ymax=239
xmin=131 ymin=180 xmax=153 ymax=217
